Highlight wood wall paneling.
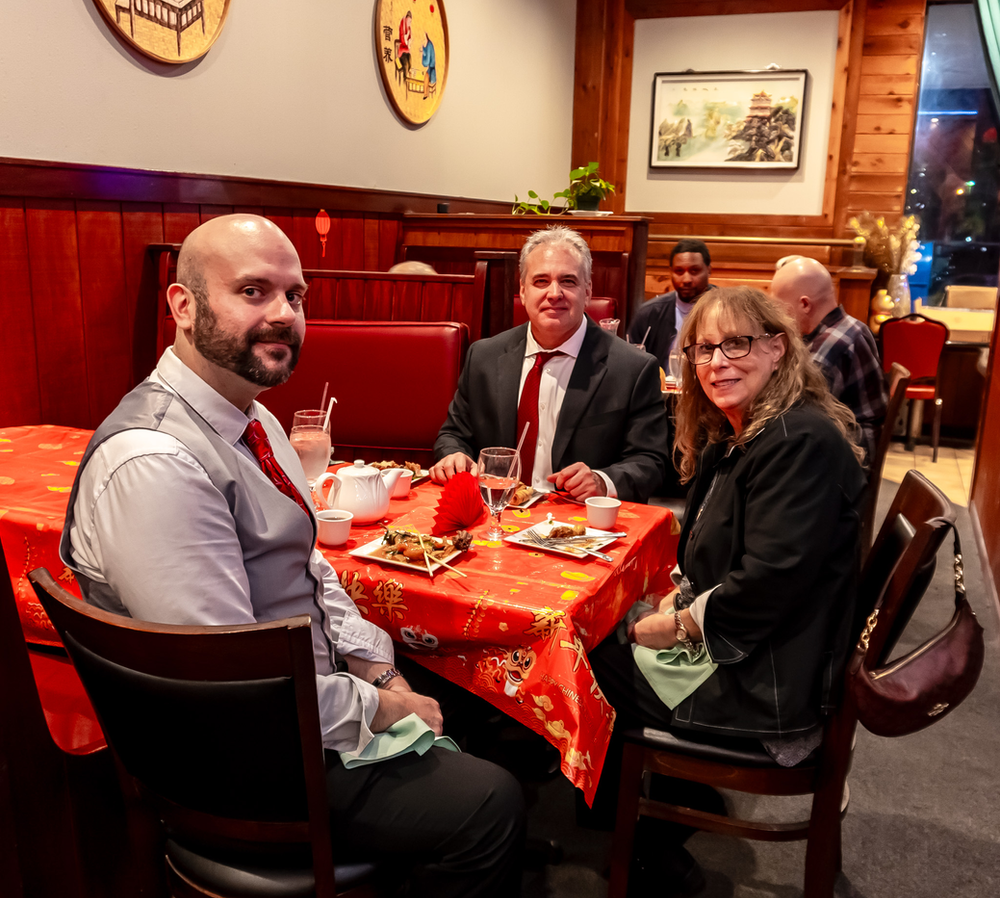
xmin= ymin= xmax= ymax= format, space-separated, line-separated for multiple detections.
xmin=0 ymin=199 xmax=41 ymax=424
xmin=25 ymin=200 xmax=91 ymax=427
xmin=76 ymin=201 xmax=135 ymax=425
xmin=121 ymin=203 xmax=165 ymax=383
xmin=970 ymin=316 xmax=1000 ymax=606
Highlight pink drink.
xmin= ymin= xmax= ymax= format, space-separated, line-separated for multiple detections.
xmin=289 ymin=426 xmax=331 ymax=484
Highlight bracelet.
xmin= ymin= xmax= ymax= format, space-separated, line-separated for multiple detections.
xmin=371 ymin=667 xmax=401 ymax=689
xmin=674 ymin=611 xmax=697 ymax=652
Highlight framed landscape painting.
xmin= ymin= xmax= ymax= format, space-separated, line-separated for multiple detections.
xmin=649 ymin=69 xmax=808 ymax=170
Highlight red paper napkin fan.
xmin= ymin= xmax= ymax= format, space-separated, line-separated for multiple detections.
xmin=432 ymin=471 xmax=487 ymax=534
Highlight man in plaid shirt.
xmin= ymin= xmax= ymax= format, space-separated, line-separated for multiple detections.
xmin=771 ymin=256 xmax=888 ymax=466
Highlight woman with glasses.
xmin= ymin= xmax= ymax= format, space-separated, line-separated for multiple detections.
xmin=585 ymin=286 xmax=866 ymax=893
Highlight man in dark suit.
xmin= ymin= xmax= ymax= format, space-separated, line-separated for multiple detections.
xmin=431 ymin=226 xmax=669 ymax=503
xmin=627 ymin=238 xmax=715 ymax=372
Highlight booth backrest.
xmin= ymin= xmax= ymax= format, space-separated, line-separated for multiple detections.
xmin=261 ymin=320 xmax=469 ymax=467
xmin=151 ymin=244 xmax=487 ymax=354
xmin=512 ymin=296 xmax=618 ymax=330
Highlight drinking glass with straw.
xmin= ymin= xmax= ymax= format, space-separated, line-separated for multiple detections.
xmin=290 ymin=396 xmax=336 ymax=503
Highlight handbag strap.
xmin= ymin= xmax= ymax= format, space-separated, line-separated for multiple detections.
xmin=855 ymin=516 xmax=961 ymax=661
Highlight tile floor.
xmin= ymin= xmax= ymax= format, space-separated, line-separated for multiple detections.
xmin=880 ymin=440 xmax=976 ymax=507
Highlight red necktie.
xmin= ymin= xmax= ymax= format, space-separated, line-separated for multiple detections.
xmin=515 ymin=351 xmax=561 ymax=484
xmin=242 ymin=420 xmax=311 ymax=516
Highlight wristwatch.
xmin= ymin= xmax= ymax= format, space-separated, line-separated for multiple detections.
xmin=674 ymin=611 xmax=697 ymax=652
xmin=371 ymin=667 xmax=401 ymax=689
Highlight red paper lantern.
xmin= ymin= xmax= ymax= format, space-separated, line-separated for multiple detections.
xmin=315 ymin=209 xmax=331 ymax=258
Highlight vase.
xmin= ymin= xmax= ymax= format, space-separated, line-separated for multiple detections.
xmin=887 ymin=274 xmax=911 ymax=318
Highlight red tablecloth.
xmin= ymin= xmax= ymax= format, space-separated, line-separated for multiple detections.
xmin=321 ymin=481 xmax=677 ymax=802
xmin=0 ymin=426 xmax=90 ymax=646
xmin=0 ymin=426 xmax=679 ymax=802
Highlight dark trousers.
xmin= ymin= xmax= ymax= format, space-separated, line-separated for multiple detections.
xmin=582 ymin=633 xmax=732 ymax=834
xmin=327 ymin=747 xmax=525 ymax=898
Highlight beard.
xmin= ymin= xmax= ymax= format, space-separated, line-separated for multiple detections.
xmin=192 ymin=295 xmax=302 ymax=388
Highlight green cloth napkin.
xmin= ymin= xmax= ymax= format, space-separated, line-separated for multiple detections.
xmin=339 ymin=713 xmax=460 ymax=769
xmin=629 ymin=605 xmax=718 ymax=710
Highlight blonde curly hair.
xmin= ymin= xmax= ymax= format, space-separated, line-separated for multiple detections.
xmin=673 ymin=286 xmax=864 ymax=482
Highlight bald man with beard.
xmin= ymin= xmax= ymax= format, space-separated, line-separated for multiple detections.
xmin=770 ymin=256 xmax=888 ymax=465
xmin=60 ymin=214 xmax=525 ymax=898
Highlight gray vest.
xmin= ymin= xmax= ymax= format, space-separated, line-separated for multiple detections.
xmin=60 ymin=382 xmax=336 ymax=665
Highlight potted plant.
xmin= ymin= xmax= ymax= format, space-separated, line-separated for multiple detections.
xmin=512 ymin=162 xmax=615 ymax=214
xmin=555 ymin=161 xmax=615 ymax=211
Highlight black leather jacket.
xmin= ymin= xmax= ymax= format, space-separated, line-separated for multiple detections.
xmin=671 ymin=404 xmax=866 ymax=739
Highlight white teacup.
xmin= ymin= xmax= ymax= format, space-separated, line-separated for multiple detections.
xmin=316 ymin=509 xmax=353 ymax=547
xmin=585 ymin=496 xmax=621 ymax=530
xmin=392 ymin=469 xmax=414 ymax=498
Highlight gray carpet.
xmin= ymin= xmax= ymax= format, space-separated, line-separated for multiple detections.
xmin=519 ymin=478 xmax=1000 ymax=897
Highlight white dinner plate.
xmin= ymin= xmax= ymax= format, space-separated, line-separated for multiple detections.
xmin=508 ymin=489 xmax=545 ymax=510
xmin=504 ymin=520 xmax=619 ymax=560
xmin=349 ymin=534 xmax=463 ymax=575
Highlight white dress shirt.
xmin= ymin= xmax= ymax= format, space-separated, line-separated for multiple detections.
xmin=66 ymin=348 xmax=393 ymax=754
xmin=519 ymin=319 xmax=616 ymax=496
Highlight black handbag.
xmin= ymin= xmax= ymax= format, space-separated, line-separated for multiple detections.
xmin=850 ymin=522 xmax=985 ymax=737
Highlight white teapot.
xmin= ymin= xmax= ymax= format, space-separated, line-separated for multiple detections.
xmin=315 ymin=461 xmax=403 ymax=525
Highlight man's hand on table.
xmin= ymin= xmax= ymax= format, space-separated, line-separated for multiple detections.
xmin=430 ymin=452 xmax=477 ymax=484
xmin=547 ymin=462 xmax=606 ymax=500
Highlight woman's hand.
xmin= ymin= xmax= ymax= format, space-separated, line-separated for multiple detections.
xmin=631 ymin=607 xmax=703 ymax=650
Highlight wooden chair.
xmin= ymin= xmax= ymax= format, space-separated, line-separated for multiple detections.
xmin=860 ymin=362 xmax=911 ymax=559
xmin=608 ymin=470 xmax=954 ymax=898
xmin=880 ymin=313 xmax=949 ymax=462
xmin=29 ymin=569 xmax=379 ymax=898
xmin=0 ymin=541 xmax=138 ymax=897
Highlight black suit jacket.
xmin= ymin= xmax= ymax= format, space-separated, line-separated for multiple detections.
xmin=628 ymin=285 xmax=718 ymax=371
xmin=434 ymin=319 xmax=669 ymax=502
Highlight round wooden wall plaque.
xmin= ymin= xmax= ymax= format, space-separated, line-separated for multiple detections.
xmin=93 ymin=0 xmax=231 ymax=65
xmin=375 ymin=0 xmax=449 ymax=126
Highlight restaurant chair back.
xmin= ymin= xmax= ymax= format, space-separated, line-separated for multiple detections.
xmin=880 ymin=313 xmax=949 ymax=462
xmin=860 ymin=362 xmax=911 ymax=560
xmin=607 ymin=470 xmax=954 ymax=898
xmin=28 ymin=569 xmax=378 ymax=898
xmin=1 ymin=541 xmax=124 ymax=897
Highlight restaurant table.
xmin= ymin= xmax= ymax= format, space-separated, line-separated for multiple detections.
xmin=0 ymin=425 xmax=678 ymax=803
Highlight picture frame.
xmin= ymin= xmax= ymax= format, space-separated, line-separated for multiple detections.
xmin=92 ymin=0 xmax=231 ymax=65
xmin=375 ymin=0 xmax=449 ymax=126
xmin=649 ymin=69 xmax=808 ymax=170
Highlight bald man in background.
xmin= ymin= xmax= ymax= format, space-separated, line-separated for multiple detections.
xmin=771 ymin=256 xmax=888 ymax=465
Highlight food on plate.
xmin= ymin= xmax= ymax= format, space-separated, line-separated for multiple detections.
xmin=548 ymin=523 xmax=586 ymax=539
xmin=371 ymin=460 xmax=423 ymax=475
xmin=373 ymin=527 xmax=470 ymax=567
xmin=509 ymin=482 xmax=535 ymax=507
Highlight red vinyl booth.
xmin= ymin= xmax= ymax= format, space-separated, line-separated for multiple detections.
xmin=261 ymin=320 xmax=469 ymax=467
xmin=512 ymin=296 xmax=618 ymax=331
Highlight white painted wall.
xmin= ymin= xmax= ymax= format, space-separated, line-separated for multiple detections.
xmin=0 ymin=1 xmax=576 ymax=203
xmin=626 ymin=10 xmax=840 ymax=216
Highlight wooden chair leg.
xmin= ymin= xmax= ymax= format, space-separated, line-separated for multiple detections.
xmin=608 ymin=743 xmax=645 ymax=898
xmin=904 ymin=398 xmax=916 ymax=451
xmin=802 ymin=786 xmax=844 ymax=898
xmin=931 ymin=397 xmax=942 ymax=463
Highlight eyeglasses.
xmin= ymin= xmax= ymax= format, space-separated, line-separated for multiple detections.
xmin=682 ymin=334 xmax=775 ymax=365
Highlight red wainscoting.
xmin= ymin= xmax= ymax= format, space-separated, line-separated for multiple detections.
xmin=0 ymin=157 xmax=508 ymax=431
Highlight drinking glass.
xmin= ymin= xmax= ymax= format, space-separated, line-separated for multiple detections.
xmin=477 ymin=447 xmax=520 ymax=541
xmin=668 ymin=350 xmax=684 ymax=382
xmin=599 ymin=317 xmax=621 ymax=334
xmin=289 ymin=410 xmax=332 ymax=496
